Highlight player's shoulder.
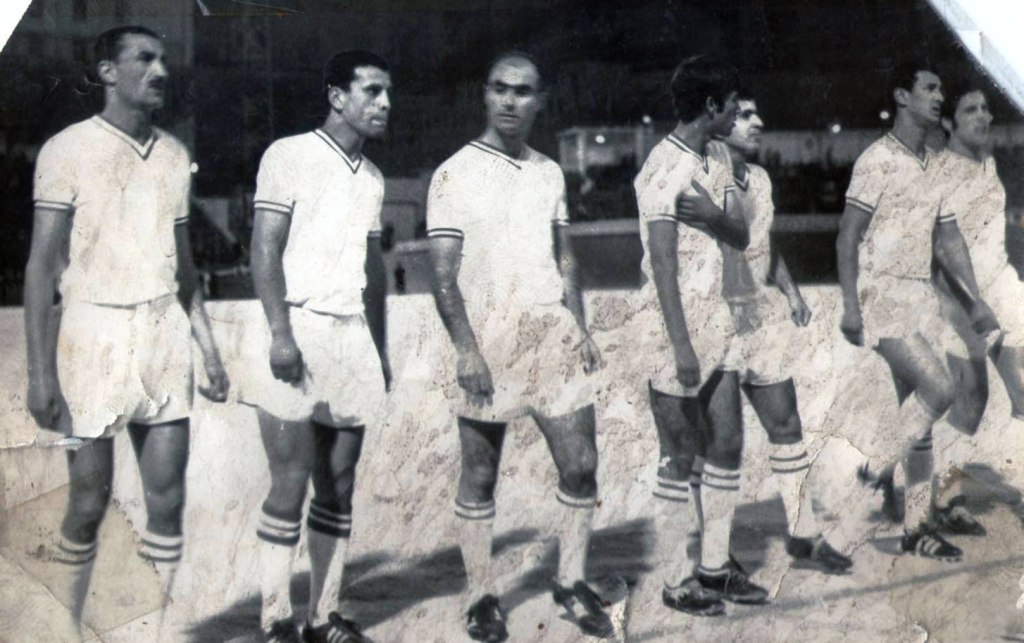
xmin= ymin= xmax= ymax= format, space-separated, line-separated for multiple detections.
xmin=526 ymin=145 xmax=557 ymax=168
xmin=264 ymin=131 xmax=314 ymax=158
xmin=636 ymin=136 xmax=697 ymax=185
xmin=855 ymin=134 xmax=894 ymax=163
xmin=640 ymin=136 xmax=678 ymax=167
xmin=429 ymin=143 xmax=478 ymax=186
xmin=359 ymin=155 xmax=385 ymax=185
xmin=153 ymin=127 xmax=191 ymax=160
xmin=746 ymin=163 xmax=772 ymax=189
xmin=526 ymin=147 xmax=566 ymax=186
xmin=39 ymin=118 xmax=97 ymax=154
xmin=746 ymin=163 xmax=772 ymax=185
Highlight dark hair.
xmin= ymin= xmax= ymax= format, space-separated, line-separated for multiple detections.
xmin=93 ymin=25 xmax=160 ymax=71
xmin=323 ymin=50 xmax=390 ymax=94
xmin=735 ymin=86 xmax=756 ymax=103
xmin=888 ymin=58 xmax=938 ymax=109
xmin=941 ymin=77 xmax=989 ymax=127
xmin=670 ymin=55 xmax=740 ymax=122
xmin=487 ymin=49 xmax=548 ymax=89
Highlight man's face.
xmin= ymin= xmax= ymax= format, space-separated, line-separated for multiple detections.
xmin=105 ymin=34 xmax=168 ymax=111
xmin=710 ymin=90 xmax=740 ymax=137
xmin=484 ymin=57 xmax=544 ymax=140
xmin=902 ymin=70 xmax=944 ymax=125
xmin=334 ymin=66 xmax=392 ymax=140
xmin=725 ymin=99 xmax=763 ymax=156
xmin=950 ymin=90 xmax=993 ymax=153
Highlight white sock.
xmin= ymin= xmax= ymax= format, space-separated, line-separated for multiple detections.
xmin=256 ymin=508 xmax=301 ymax=629
xmin=689 ymin=456 xmax=705 ymax=536
xmin=306 ymin=500 xmax=353 ymax=628
xmin=653 ymin=475 xmax=693 ymax=586
xmin=894 ymin=395 xmax=940 ymax=530
xmin=555 ymin=489 xmax=597 ymax=586
xmin=139 ymin=529 xmax=183 ymax=640
xmin=138 ymin=530 xmax=183 ymax=600
xmin=699 ymin=462 xmax=741 ymax=570
xmin=456 ymin=499 xmax=496 ymax=606
xmin=930 ymin=418 xmax=969 ymax=508
xmin=53 ymin=536 xmax=98 ymax=635
xmin=769 ymin=442 xmax=817 ymax=539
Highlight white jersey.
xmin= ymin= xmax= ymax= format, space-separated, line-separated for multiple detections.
xmin=724 ymin=164 xmax=789 ymax=327
xmin=33 ymin=116 xmax=191 ymax=306
xmin=425 ymin=141 xmax=567 ymax=324
xmin=635 ymin=134 xmax=736 ymax=303
xmin=933 ymin=147 xmax=1007 ymax=290
xmin=254 ymin=129 xmax=384 ymax=317
xmin=845 ymin=133 xmax=954 ymax=280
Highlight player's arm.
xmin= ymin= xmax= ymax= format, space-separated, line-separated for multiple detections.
xmin=555 ymin=224 xmax=602 ymax=373
xmin=771 ymin=250 xmax=811 ymax=327
xmin=251 ymin=208 xmax=303 ymax=384
xmin=933 ymin=218 xmax=999 ymax=335
xmin=24 ymin=206 xmax=69 ymax=430
xmin=836 ymin=203 xmax=871 ymax=345
xmin=176 ymin=222 xmax=229 ymax=401
xmin=677 ymin=183 xmax=749 ymax=250
xmin=364 ymin=230 xmax=391 ymax=391
xmin=428 ymin=234 xmax=493 ymax=399
xmin=648 ymin=219 xmax=700 ymax=388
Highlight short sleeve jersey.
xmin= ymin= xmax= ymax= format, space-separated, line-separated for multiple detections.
xmin=254 ymin=130 xmax=384 ymax=316
xmin=719 ymin=164 xmax=792 ymax=326
xmin=732 ymin=165 xmax=775 ymax=287
xmin=845 ymin=133 xmax=954 ymax=280
xmin=425 ymin=141 xmax=568 ymax=323
xmin=933 ymin=148 xmax=1007 ymax=290
xmin=33 ymin=116 xmax=191 ymax=305
xmin=635 ymin=134 xmax=736 ymax=301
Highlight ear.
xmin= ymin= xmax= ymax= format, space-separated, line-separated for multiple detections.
xmin=940 ymin=116 xmax=953 ymax=135
xmin=536 ymin=88 xmax=549 ymax=111
xmin=96 ymin=60 xmax=116 ymax=86
xmin=327 ymin=84 xmax=348 ymax=112
xmin=705 ymin=95 xmax=718 ymax=116
xmin=893 ymin=87 xmax=909 ymax=108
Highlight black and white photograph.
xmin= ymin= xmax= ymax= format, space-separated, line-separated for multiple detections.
xmin=1 ymin=1 xmax=1024 ymax=641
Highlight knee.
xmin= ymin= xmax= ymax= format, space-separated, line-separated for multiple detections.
xmin=460 ymin=461 xmax=500 ymax=501
xmin=64 ymin=482 xmax=112 ymax=540
xmin=558 ymin=446 xmax=598 ymax=499
xmin=144 ymin=481 xmax=186 ymax=529
xmin=766 ymin=418 xmax=803 ymax=446
xmin=949 ymin=396 xmax=986 ymax=436
xmin=706 ymin=430 xmax=743 ymax=470
xmin=920 ymin=375 xmax=955 ymax=413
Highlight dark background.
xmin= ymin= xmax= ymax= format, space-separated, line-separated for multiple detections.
xmin=1 ymin=0 xmax=1021 ymax=302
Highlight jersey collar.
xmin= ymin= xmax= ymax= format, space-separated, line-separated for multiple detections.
xmin=885 ymin=132 xmax=931 ymax=170
xmin=667 ymin=134 xmax=709 ymax=173
xmin=92 ymin=116 xmax=158 ymax=160
xmin=469 ymin=140 xmax=524 ymax=169
xmin=314 ymin=129 xmax=363 ymax=174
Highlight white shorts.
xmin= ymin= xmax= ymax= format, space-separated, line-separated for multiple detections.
xmin=238 ymin=307 xmax=385 ymax=428
xmin=633 ymin=294 xmax=734 ymax=397
xmin=450 ymin=304 xmax=594 ymax=423
xmin=983 ymin=263 xmax=1024 ymax=349
xmin=722 ymin=319 xmax=800 ymax=387
xmin=56 ymin=295 xmax=193 ymax=439
xmin=859 ymin=272 xmax=948 ymax=351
